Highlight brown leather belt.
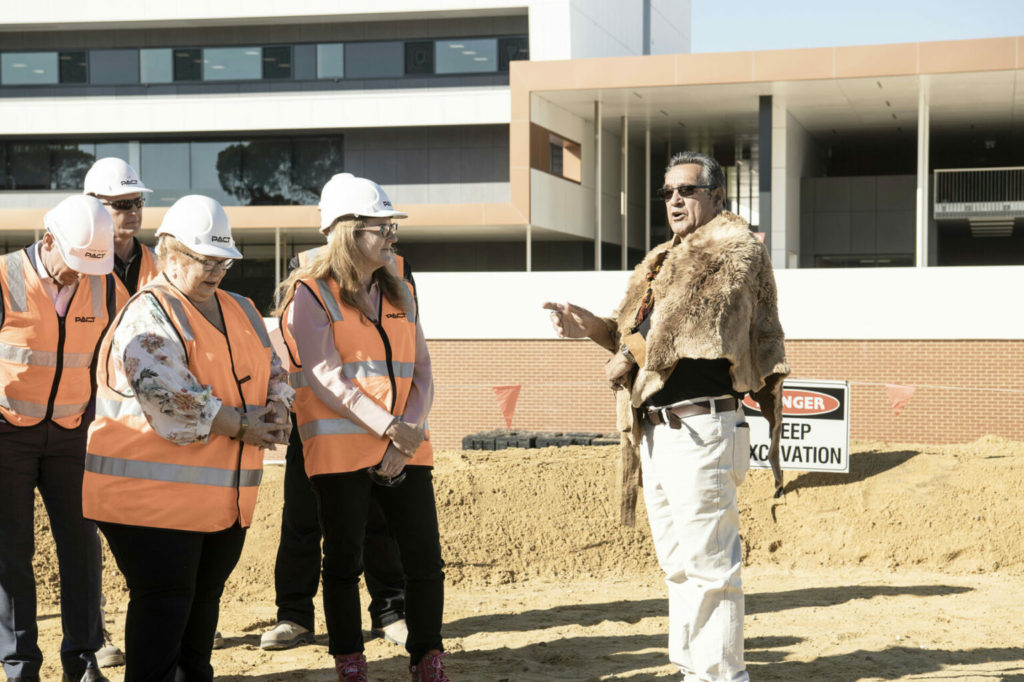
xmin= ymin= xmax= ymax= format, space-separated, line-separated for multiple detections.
xmin=643 ymin=397 xmax=739 ymax=428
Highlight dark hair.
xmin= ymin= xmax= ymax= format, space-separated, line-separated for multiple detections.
xmin=665 ymin=151 xmax=726 ymax=190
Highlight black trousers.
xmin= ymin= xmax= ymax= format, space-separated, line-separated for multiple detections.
xmin=311 ymin=466 xmax=444 ymax=663
xmin=274 ymin=421 xmax=405 ymax=631
xmin=0 ymin=420 xmax=103 ymax=681
xmin=98 ymin=521 xmax=246 ymax=682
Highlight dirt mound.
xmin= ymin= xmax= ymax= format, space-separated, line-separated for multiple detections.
xmin=31 ymin=436 xmax=1024 ymax=606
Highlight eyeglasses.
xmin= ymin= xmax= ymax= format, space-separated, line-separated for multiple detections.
xmin=355 ymin=222 xmax=399 ymax=238
xmin=102 ymin=197 xmax=146 ymax=211
xmin=174 ymin=249 xmax=234 ymax=272
xmin=655 ymin=184 xmax=717 ymax=202
xmin=367 ymin=466 xmax=406 ymax=488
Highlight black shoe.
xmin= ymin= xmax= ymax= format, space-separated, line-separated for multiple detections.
xmin=8 ymin=677 xmax=41 ymax=681
xmin=62 ymin=669 xmax=110 ymax=682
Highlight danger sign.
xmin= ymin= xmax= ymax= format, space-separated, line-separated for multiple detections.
xmin=743 ymin=379 xmax=850 ymax=473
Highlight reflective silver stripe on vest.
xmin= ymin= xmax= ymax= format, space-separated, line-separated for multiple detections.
xmin=162 ymin=295 xmax=195 ymax=342
xmin=315 ymin=279 xmax=344 ymax=322
xmin=227 ymin=292 xmax=271 ymax=349
xmin=96 ymin=397 xmax=145 ymax=419
xmin=341 ymin=359 xmax=414 ymax=380
xmin=0 ymin=394 xmax=87 ymax=420
xmin=298 ymin=417 xmax=371 ymax=441
xmin=4 ymin=252 xmax=27 ymax=313
xmin=289 ymin=370 xmax=307 ymax=389
xmin=85 ymin=453 xmax=264 ymax=488
xmin=0 ymin=341 xmax=95 ymax=368
xmin=88 ymin=276 xmax=104 ymax=316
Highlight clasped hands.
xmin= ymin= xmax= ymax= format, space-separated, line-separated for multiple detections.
xmin=375 ymin=420 xmax=428 ymax=479
xmin=237 ymin=401 xmax=291 ymax=449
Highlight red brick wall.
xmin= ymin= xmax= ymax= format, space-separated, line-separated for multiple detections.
xmin=427 ymin=339 xmax=1024 ymax=449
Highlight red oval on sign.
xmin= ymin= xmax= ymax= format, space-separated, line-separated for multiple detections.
xmin=743 ymin=389 xmax=840 ymax=416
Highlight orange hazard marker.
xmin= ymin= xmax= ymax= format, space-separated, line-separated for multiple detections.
xmin=492 ymin=385 xmax=521 ymax=429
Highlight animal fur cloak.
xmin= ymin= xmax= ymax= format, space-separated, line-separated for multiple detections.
xmin=601 ymin=211 xmax=789 ymax=525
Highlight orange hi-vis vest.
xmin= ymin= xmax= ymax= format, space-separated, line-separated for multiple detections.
xmin=135 ymin=242 xmax=160 ymax=291
xmin=282 ymin=275 xmax=432 ymax=477
xmin=0 ymin=248 xmax=124 ymax=429
xmin=83 ymin=282 xmax=273 ymax=532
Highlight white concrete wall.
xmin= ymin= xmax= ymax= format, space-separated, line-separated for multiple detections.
xmin=414 ymin=267 xmax=1024 ymax=340
xmin=0 ymin=88 xmax=510 ymax=136
xmin=650 ymin=0 xmax=691 ymax=54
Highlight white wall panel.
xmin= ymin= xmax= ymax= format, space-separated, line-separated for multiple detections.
xmin=415 ymin=267 xmax=1024 ymax=340
xmin=0 ymin=88 xmax=510 ymax=136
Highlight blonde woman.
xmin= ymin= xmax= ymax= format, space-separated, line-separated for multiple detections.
xmin=276 ymin=174 xmax=445 ymax=682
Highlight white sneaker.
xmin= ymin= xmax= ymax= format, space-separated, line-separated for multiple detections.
xmin=260 ymin=620 xmax=314 ymax=650
xmin=370 ymin=619 xmax=408 ymax=646
xmin=95 ymin=639 xmax=125 ymax=668
xmin=212 ymin=630 xmax=225 ymax=649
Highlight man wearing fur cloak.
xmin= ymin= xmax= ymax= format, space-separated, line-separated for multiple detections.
xmin=544 ymin=151 xmax=788 ymax=682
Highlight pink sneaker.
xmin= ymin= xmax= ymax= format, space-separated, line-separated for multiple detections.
xmin=334 ymin=653 xmax=368 ymax=682
xmin=410 ymin=649 xmax=449 ymax=682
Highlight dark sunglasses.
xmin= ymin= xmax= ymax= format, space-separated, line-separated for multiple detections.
xmin=103 ymin=197 xmax=146 ymax=211
xmin=367 ymin=466 xmax=406 ymax=488
xmin=355 ymin=222 xmax=399 ymax=238
xmin=655 ymin=184 xmax=717 ymax=201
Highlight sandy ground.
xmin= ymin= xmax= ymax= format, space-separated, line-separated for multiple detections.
xmin=29 ymin=436 xmax=1024 ymax=681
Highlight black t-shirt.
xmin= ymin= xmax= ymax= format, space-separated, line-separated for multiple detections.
xmin=633 ymin=316 xmax=743 ymax=407
xmin=113 ymin=239 xmax=143 ymax=295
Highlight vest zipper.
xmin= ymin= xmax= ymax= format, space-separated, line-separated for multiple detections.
xmin=373 ymin=294 xmax=398 ymax=414
xmin=44 ymin=315 xmax=66 ymax=422
xmin=212 ymin=294 xmax=246 ymax=522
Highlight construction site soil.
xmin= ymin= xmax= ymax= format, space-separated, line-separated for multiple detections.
xmin=30 ymin=436 xmax=1024 ymax=681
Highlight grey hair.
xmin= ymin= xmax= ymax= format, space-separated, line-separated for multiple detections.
xmin=666 ymin=151 xmax=726 ymax=189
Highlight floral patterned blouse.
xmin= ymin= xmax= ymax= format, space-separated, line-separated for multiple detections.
xmin=108 ymin=290 xmax=294 ymax=445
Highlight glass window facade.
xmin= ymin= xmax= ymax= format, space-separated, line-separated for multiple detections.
xmin=262 ymin=46 xmax=292 ymax=79
xmin=2 ymin=52 xmax=58 ymax=85
xmin=344 ymin=41 xmax=403 ymax=79
xmin=316 ymin=43 xmax=344 ymax=79
xmin=0 ymin=35 xmax=527 ymax=87
xmin=90 ymin=49 xmax=138 ymax=85
xmin=435 ymin=38 xmax=497 ymax=74
xmin=203 ymin=47 xmax=262 ymax=81
xmin=59 ymin=51 xmax=87 ymax=83
xmin=173 ymin=48 xmax=202 ymax=81
xmin=140 ymin=49 xmax=173 ymax=83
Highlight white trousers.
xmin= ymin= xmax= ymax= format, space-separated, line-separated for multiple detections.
xmin=640 ymin=405 xmax=750 ymax=682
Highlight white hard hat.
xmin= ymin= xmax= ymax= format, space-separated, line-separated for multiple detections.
xmin=83 ymin=157 xmax=152 ymax=197
xmin=44 ymin=195 xmax=115 ymax=276
xmin=318 ymin=173 xmax=407 ymax=234
xmin=155 ymin=195 xmax=242 ymax=259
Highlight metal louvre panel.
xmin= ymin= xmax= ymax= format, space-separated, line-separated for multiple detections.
xmin=4 ymin=252 xmax=27 ymax=313
xmin=298 ymin=417 xmax=371 ymax=441
xmin=85 ymin=453 xmax=263 ymax=488
xmin=226 ymin=291 xmax=271 ymax=349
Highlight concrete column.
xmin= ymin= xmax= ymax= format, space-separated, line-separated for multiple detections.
xmin=274 ymin=226 xmax=281 ymax=289
xmin=758 ymin=95 xmax=773 ymax=252
xmin=645 ymin=124 xmax=651 ymax=252
xmin=620 ymin=115 xmax=628 ymax=270
xmin=526 ymin=223 xmax=532 ymax=272
xmin=594 ymin=100 xmax=603 ymax=271
xmin=915 ymin=78 xmax=931 ymax=268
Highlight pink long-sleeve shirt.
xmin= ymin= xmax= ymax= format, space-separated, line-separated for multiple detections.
xmin=285 ymin=281 xmax=433 ymax=437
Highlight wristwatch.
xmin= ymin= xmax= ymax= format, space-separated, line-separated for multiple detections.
xmin=234 ymin=411 xmax=249 ymax=440
xmin=619 ymin=343 xmax=635 ymax=364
